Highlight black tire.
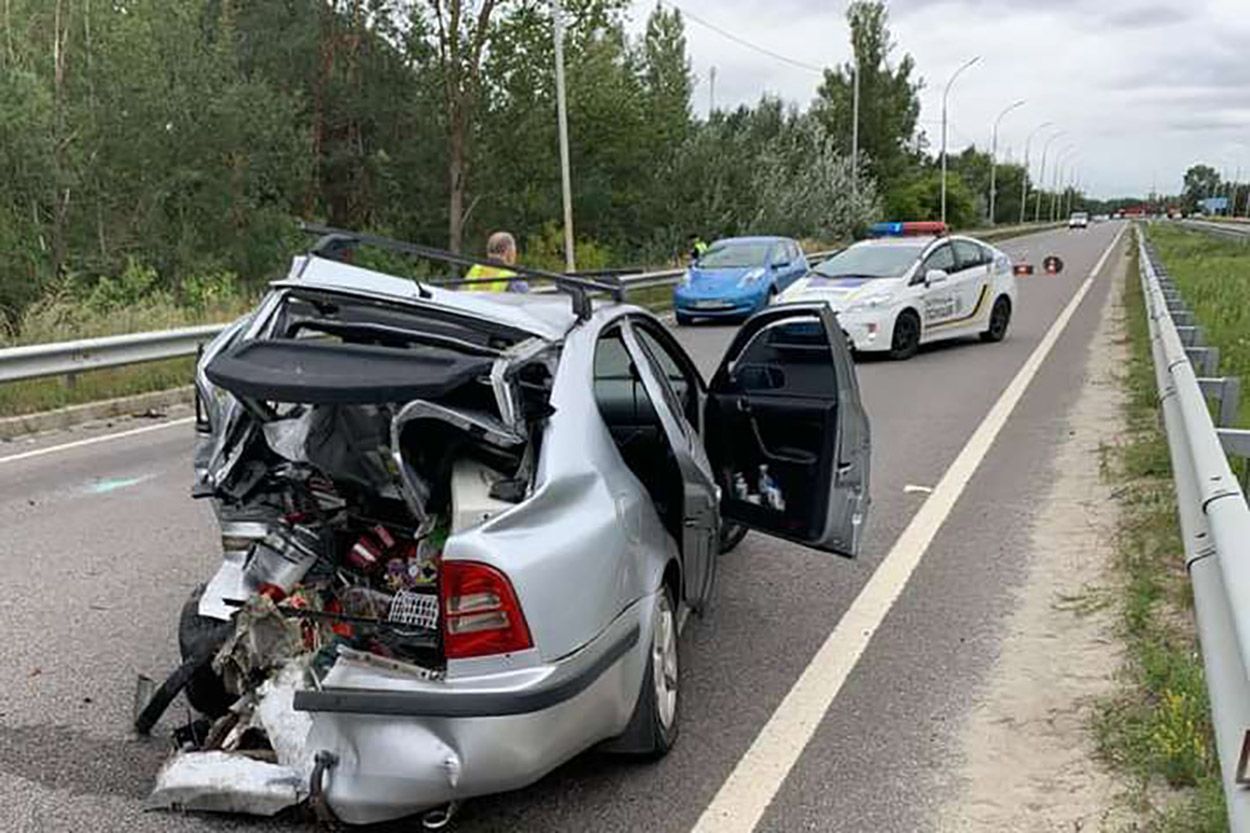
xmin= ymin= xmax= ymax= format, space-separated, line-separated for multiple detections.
xmin=889 ymin=310 xmax=921 ymax=360
xmin=609 ymin=583 xmax=679 ymax=757
xmin=980 ymin=296 xmax=1011 ymax=343
xmin=178 ymin=584 xmax=235 ymax=718
xmin=719 ymin=522 xmax=748 ymax=554
xmin=675 ymin=313 xmax=692 ymax=326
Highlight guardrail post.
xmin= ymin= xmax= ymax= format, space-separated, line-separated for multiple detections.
xmin=1199 ymin=377 xmax=1243 ymax=428
xmin=65 ymin=372 xmax=77 ymax=391
xmin=1177 ymin=325 xmax=1204 ymax=347
xmin=1219 ymin=428 xmax=1250 ymax=491
xmin=1187 ymin=345 xmax=1221 ymax=376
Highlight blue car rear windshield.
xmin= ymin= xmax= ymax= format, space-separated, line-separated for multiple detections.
xmin=698 ymin=241 xmax=772 ymax=268
xmin=812 ymin=242 xmax=926 ymax=279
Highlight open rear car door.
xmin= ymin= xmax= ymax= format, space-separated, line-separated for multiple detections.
xmin=704 ymin=303 xmax=871 ymax=557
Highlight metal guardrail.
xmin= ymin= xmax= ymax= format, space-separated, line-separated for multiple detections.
xmin=0 ymin=324 xmax=228 ymax=384
xmin=0 ymin=221 xmax=1061 ymax=386
xmin=1179 ymin=219 xmax=1250 ymax=242
xmin=1138 ymin=226 xmax=1250 ymax=831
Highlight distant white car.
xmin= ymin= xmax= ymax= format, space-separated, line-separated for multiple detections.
xmin=1068 ymin=212 xmax=1089 ymax=229
xmin=775 ymin=223 xmax=1018 ymax=359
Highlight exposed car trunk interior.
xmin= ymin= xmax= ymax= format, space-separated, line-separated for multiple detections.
xmin=141 ymin=288 xmax=557 ymax=791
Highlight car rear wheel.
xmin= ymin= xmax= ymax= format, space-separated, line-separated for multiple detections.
xmin=611 ymin=583 xmax=679 ymax=756
xmin=980 ymin=296 xmax=1011 ymax=343
xmin=178 ymin=584 xmax=234 ymax=718
xmin=889 ymin=310 xmax=921 ymax=360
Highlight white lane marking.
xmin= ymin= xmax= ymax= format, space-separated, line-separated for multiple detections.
xmin=0 ymin=417 xmax=194 ymax=466
xmin=690 ymin=222 xmax=1128 ymax=833
xmin=902 ymin=484 xmax=933 ymax=494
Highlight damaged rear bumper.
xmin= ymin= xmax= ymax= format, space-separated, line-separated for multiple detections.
xmin=297 ymin=600 xmax=647 ymax=825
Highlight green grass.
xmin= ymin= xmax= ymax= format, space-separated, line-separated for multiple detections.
xmin=1093 ymin=230 xmax=1226 ymax=831
xmin=1145 ymin=223 xmax=1250 ymax=428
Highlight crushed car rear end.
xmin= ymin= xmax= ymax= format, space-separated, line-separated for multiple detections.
xmin=143 ymin=254 xmax=668 ymax=825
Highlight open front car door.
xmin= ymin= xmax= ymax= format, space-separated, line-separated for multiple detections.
xmin=704 ymin=303 xmax=871 ymax=557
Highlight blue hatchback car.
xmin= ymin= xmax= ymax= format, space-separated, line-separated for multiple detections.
xmin=673 ymin=236 xmax=810 ymax=324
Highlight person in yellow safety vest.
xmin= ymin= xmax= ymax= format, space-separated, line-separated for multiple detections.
xmin=687 ymin=233 xmax=709 ymax=263
xmin=464 ymin=231 xmax=529 ymax=293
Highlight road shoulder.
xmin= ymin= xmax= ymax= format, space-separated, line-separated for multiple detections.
xmin=936 ymin=241 xmax=1137 ymax=831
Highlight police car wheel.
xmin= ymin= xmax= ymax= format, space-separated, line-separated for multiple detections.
xmin=980 ymin=297 xmax=1011 ymax=343
xmin=889 ymin=310 xmax=921 ymax=360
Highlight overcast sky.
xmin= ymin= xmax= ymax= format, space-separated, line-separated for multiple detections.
xmin=626 ymin=0 xmax=1250 ymax=199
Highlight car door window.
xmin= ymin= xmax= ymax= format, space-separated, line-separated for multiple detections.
xmin=952 ymin=240 xmax=988 ymax=271
xmin=921 ymin=243 xmax=956 ymax=275
xmin=633 ymin=324 xmax=701 ymax=429
xmin=592 ymin=327 xmax=686 ymax=538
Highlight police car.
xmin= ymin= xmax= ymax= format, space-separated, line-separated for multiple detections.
xmin=774 ymin=222 xmax=1017 ymax=359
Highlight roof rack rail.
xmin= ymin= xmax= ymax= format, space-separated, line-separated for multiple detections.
xmin=298 ymin=222 xmax=623 ymax=321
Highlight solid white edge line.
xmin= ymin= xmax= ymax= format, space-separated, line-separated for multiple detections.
xmin=690 ymin=221 xmax=1128 ymax=833
xmin=0 ymin=416 xmax=195 ymax=465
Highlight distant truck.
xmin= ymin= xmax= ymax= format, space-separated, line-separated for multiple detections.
xmin=1068 ymin=211 xmax=1089 ymax=229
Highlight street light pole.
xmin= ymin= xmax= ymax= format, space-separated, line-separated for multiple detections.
xmin=1050 ymin=146 xmax=1074 ymax=221
xmin=940 ymin=55 xmax=980 ymax=224
xmin=988 ymin=99 xmax=1025 ymax=226
xmin=1034 ymin=130 xmax=1064 ymax=222
xmin=851 ymin=57 xmax=860 ymax=198
xmin=1020 ymin=121 xmax=1053 ymax=224
xmin=552 ymin=0 xmax=576 ymax=272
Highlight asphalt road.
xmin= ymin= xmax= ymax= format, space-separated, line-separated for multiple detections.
xmin=0 ymin=221 xmax=1126 ymax=833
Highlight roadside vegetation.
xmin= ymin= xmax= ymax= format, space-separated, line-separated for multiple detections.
xmin=1144 ymin=224 xmax=1250 ymax=427
xmin=1094 ymin=230 xmax=1226 ymax=830
xmin=0 ymin=262 xmax=252 ymax=418
xmin=1 ymin=1 xmax=1097 ymax=338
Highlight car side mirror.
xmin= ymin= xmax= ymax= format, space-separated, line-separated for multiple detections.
xmin=924 ymin=269 xmax=948 ymax=287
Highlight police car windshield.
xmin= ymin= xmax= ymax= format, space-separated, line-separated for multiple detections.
xmin=697 ymin=241 xmax=771 ymax=268
xmin=812 ymin=242 xmax=927 ymax=279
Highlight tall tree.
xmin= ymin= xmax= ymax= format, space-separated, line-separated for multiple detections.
xmin=813 ymin=1 xmax=921 ymax=203
xmin=1182 ymin=163 xmax=1221 ymax=212
xmin=425 ymin=0 xmax=501 ymax=252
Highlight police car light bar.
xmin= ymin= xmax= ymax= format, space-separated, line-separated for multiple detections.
xmin=868 ymin=221 xmax=948 ymax=237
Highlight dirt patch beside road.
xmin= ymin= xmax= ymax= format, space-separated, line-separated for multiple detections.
xmin=936 ymin=249 xmax=1137 ymax=831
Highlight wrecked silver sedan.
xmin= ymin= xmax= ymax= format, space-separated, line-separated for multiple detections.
xmin=138 ymin=228 xmax=872 ymax=826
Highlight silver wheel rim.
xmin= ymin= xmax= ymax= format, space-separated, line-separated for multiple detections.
xmin=652 ymin=594 xmax=678 ymax=730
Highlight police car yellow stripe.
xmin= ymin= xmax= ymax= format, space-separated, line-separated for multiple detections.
xmin=925 ymin=283 xmax=990 ymax=331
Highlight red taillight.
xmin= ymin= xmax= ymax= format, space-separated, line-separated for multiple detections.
xmin=440 ymin=561 xmax=533 ymax=660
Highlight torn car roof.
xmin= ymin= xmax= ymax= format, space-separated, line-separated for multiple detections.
xmin=275 ymin=255 xmax=583 ymax=342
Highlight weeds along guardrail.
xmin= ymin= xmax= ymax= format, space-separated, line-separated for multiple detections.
xmin=1137 ymin=224 xmax=1250 ymax=831
xmin=0 ymin=221 xmax=1060 ymax=389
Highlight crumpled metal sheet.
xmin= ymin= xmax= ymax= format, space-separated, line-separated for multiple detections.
xmin=145 ymin=751 xmax=304 ymax=816
xmin=262 ymin=409 xmax=315 ymax=463
xmin=255 ymin=662 xmax=316 ymax=783
xmin=147 ymin=662 xmax=315 ymax=817
xmin=213 ymin=595 xmax=304 ymax=697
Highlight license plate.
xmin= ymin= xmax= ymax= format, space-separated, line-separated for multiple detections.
xmin=693 ymin=300 xmax=731 ymax=309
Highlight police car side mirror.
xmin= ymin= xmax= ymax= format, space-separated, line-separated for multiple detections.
xmin=924 ymin=269 xmax=948 ymax=287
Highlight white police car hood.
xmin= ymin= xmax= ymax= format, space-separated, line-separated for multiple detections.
xmin=777 ymin=274 xmax=906 ymax=312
